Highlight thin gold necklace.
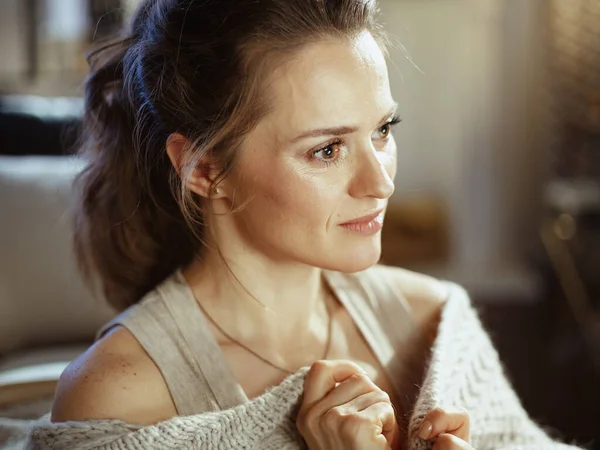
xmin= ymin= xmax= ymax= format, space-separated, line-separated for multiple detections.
xmin=197 ymin=292 xmax=334 ymax=375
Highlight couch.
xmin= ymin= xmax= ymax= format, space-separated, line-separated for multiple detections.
xmin=0 ymin=155 xmax=116 ymax=418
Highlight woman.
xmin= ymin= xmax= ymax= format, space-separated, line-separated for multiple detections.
xmin=31 ymin=0 xmax=583 ymax=449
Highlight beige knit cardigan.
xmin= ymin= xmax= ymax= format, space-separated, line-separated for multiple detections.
xmin=18 ymin=284 xmax=585 ymax=449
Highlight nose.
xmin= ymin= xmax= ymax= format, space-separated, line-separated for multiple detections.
xmin=348 ymin=143 xmax=395 ymax=200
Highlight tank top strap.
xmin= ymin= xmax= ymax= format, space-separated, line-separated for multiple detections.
xmin=96 ymin=270 xmax=246 ymax=416
xmin=323 ymin=265 xmax=423 ymax=415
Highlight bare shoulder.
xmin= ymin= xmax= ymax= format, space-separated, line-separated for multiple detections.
xmin=51 ymin=326 xmax=176 ymax=425
xmin=376 ymin=265 xmax=450 ymax=336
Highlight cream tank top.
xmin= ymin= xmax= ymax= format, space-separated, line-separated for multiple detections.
xmin=96 ymin=265 xmax=426 ymax=420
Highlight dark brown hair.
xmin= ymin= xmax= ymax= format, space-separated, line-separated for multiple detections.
xmin=74 ymin=0 xmax=385 ymax=311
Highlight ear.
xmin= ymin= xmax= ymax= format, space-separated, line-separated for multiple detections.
xmin=166 ymin=133 xmax=225 ymax=198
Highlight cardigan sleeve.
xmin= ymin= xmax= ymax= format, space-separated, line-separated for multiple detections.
xmin=24 ymin=370 xmax=309 ymax=450
xmin=408 ymin=283 xmax=587 ymax=450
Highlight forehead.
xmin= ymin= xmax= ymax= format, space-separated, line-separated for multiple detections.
xmin=262 ymin=32 xmax=392 ymax=132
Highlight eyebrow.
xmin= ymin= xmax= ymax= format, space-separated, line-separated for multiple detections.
xmin=290 ymin=102 xmax=399 ymax=143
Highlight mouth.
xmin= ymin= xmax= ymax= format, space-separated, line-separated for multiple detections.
xmin=339 ymin=209 xmax=385 ymax=236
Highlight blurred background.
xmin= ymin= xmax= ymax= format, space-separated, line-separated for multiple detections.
xmin=0 ymin=0 xmax=598 ymax=448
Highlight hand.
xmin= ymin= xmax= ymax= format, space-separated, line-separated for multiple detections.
xmin=296 ymin=360 xmax=400 ymax=450
xmin=417 ymin=406 xmax=474 ymax=449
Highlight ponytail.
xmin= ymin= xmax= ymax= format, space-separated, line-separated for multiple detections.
xmin=74 ymin=36 xmax=195 ymax=311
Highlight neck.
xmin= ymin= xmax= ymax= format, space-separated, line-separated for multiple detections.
xmin=182 ymin=246 xmax=331 ymax=345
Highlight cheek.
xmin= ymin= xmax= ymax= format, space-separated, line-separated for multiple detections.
xmin=260 ymin=171 xmax=338 ymax=225
xmin=234 ymin=157 xmax=341 ymax=234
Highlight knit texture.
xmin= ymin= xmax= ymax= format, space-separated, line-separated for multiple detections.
xmin=7 ymin=283 xmax=586 ymax=449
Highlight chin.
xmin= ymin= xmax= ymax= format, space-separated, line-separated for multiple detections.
xmin=323 ymin=236 xmax=382 ymax=273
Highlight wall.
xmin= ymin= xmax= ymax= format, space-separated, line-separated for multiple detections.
xmin=380 ymin=0 xmax=547 ymax=298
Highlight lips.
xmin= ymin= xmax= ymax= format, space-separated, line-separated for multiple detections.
xmin=339 ymin=209 xmax=384 ymax=226
xmin=338 ymin=209 xmax=384 ymax=236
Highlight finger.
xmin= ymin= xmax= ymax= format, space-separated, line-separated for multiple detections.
xmin=302 ymin=360 xmax=367 ymax=409
xmin=357 ymin=401 xmax=397 ymax=447
xmin=419 ymin=406 xmax=470 ymax=442
xmin=311 ymin=372 xmax=379 ymax=416
xmin=432 ymin=433 xmax=475 ymax=450
xmin=347 ymin=389 xmax=392 ymax=414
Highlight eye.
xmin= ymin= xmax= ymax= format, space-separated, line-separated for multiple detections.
xmin=378 ymin=123 xmax=391 ymax=138
xmin=373 ymin=116 xmax=402 ymax=140
xmin=311 ymin=140 xmax=343 ymax=166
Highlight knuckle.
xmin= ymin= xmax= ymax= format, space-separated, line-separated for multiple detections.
xmin=431 ymin=405 xmax=471 ymax=424
xmin=340 ymin=413 xmax=366 ymax=436
xmin=431 ymin=406 xmax=445 ymax=416
xmin=301 ymin=406 xmax=323 ymax=428
xmin=378 ymin=402 xmax=395 ymax=421
xmin=350 ymin=372 xmax=366 ymax=383
xmin=308 ymin=360 xmax=330 ymax=377
xmin=350 ymin=372 xmax=373 ymax=387
xmin=433 ymin=433 xmax=454 ymax=450
xmin=382 ymin=401 xmax=395 ymax=414
xmin=426 ymin=406 xmax=445 ymax=422
xmin=305 ymin=361 xmax=331 ymax=387
xmin=377 ymin=389 xmax=391 ymax=404
xmin=323 ymin=406 xmax=345 ymax=427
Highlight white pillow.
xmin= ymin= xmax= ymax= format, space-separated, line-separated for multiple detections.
xmin=0 ymin=156 xmax=116 ymax=355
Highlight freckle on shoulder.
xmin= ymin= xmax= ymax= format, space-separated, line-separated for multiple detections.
xmin=51 ymin=327 xmax=176 ymax=425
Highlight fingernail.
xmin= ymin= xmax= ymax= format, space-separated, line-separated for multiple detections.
xmin=418 ymin=420 xmax=433 ymax=440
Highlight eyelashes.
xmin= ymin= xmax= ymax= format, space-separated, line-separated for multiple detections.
xmin=375 ymin=115 xmax=401 ymax=140
xmin=309 ymin=115 xmax=402 ymax=167
xmin=311 ymin=139 xmax=345 ymax=167
xmin=386 ymin=115 xmax=402 ymax=129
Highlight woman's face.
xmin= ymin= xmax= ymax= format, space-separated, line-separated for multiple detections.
xmin=227 ymin=32 xmax=398 ymax=273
